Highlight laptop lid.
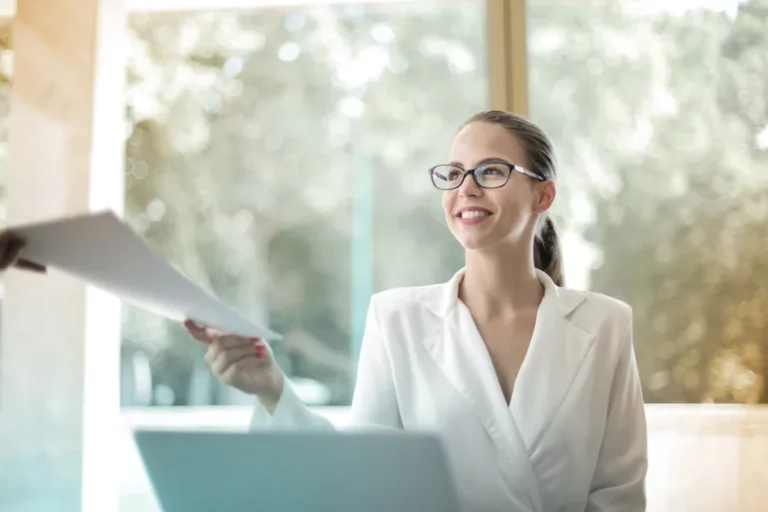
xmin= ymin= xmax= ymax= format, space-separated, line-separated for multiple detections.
xmin=133 ymin=429 xmax=461 ymax=512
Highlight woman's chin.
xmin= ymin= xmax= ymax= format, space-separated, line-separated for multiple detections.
xmin=457 ymin=233 xmax=499 ymax=251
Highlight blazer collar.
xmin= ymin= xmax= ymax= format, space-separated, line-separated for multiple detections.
xmin=426 ymin=267 xmax=587 ymax=319
xmin=420 ymin=268 xmax=593 ymax=511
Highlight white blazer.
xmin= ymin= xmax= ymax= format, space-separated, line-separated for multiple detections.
xmin=251 ymin=269 xmax=648 ymax=512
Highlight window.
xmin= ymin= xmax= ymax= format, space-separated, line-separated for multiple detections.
xmin=528 ymin=0 xmax=768 ymax=403
xmin=121 ymin=1 xmax=488 ymax=408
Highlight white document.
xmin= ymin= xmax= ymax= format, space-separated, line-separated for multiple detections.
xmin=13 ymin=210 xmax=281 ymax=340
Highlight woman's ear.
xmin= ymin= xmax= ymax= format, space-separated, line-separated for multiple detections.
xmin=533 ymin=181 xmax=556 ymax=214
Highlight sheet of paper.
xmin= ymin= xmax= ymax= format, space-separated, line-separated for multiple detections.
xmin=13 ymin=210 xmax=281 ymax=340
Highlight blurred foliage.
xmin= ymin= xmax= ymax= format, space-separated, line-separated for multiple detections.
xmin=530 ymin=0 xmax=768 ymax=403
xmin=122 ymin=3 xmax=484 ymax=405
xmin=0 ymin=1 xmax=766 ymax=406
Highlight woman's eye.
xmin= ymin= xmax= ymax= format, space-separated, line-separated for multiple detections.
xmin=481 ymin=166 xmax=504 ymax=175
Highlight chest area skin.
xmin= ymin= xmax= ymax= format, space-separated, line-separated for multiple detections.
xmin=472 ymin=310 xmax=537 ymax=405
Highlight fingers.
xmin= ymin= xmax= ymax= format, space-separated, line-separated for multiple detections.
xmin=184 ymin=319 xmax=208 ymax=342
xmin=183 ymin=319 xmax=266 ymax=358
xmin=0 ymin=229 xmax=11 ymax=249
xmin=204 ymin=336 xmax=267 ymax=382
xmin=0 ymin=232 xmax=43 ymax=273
xmin=183 ymin=319 xmax=218 ymax=344
xmin=0 ymin=235 xmax=23 ymax=271
xmin=214 ymin=349 xmax=258 ymax=384
xmin=215 ymin=334 xmax=262 ymax=350
xmin=203 ymin=335 xmax=264 ymax=365
xmin=206 ymin=343 xmax=254 ymax=374
xmin=15 ymin=258 xmax=46 ymax=273
xmin=184 ymin=320 xmax=270 ymax=385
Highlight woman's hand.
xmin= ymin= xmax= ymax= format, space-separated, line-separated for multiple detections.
xmin=184 ymin=320 xmax=285 ymax=412
xmin=0 ymin=230 xmax=46 ymax=273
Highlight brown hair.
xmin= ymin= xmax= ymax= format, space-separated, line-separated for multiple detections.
xmin=462 ymin=110 xmax=564 ymax=286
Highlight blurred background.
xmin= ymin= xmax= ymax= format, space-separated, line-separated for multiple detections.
xmin=115 ymin=0 xmax=766 ymax=408
xmin=2 ymin=0 xmax=766 ymax=406
xmin=0 ymin=0 xmax=766 ymax=510
xmin=4 ymin=0 xmax=764 ymax=409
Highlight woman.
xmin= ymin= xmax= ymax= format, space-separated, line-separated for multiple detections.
xmin=0 ymin=110 xmax=647 ymax=511
xmin=187 ymin=111 xmax=648 ymax=512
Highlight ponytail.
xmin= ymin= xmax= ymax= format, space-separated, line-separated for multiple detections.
xmin=534 ymin=217 xmax=564 ymax=287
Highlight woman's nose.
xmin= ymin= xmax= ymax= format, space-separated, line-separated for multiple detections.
xmin=458 ymin=172 xmax=482 ymax=197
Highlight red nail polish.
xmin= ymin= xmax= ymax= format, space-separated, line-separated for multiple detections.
xmin=255 ymin=350 xmax=264 ymax=359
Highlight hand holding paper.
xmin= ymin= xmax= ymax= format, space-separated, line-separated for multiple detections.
xmin=11 ymin=211 xmax=281 ymax=340
xmin=0 ymin=229 xmax=46 ymax=273
xmin=186 ymin=320 xmax=285 ymax=410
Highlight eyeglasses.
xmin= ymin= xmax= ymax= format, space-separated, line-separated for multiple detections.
xmin=429 ymin=162 xmax=545 ymax=191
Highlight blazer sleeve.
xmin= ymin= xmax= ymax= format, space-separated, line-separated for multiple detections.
xmin=586 ymin=310 xmax=648 ymax=511
xmin=250 ymin=295 xmax=402 ymax=431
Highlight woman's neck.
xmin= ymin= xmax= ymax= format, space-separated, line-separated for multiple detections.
xmin=459 ymin=243 xmax=543 ymax=320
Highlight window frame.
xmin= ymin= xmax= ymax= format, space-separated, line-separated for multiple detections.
xmin=487 ymin=0 xmax=528 ymax=115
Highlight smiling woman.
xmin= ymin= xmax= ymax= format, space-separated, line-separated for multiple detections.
xmin=207 ymin=107 xmax=648 ymax=512
xmin=3 ymin=0 xmax=768 ymax=511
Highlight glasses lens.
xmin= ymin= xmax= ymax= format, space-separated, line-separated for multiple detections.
xmin=431 ymin=165 xmax=464 ymax=190
xmin=474 ymin=164 xmax=510 ymax=188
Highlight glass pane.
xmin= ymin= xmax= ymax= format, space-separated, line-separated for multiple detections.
xmin=121 ymin=2 xmax=487 ymax=410
xmin=528 ymin=0 xmax=768 ymax=403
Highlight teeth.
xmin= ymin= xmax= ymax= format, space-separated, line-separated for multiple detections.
xmin=460 ymin=210 xmax=490 ymax=219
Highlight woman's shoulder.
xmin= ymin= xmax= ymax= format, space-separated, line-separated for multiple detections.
xmin=363 ymin=283 xmax=446 ymax=344
xmin=575 ymin=288 xmax=631 ymax=317
xmin=368 ymin=282 xmax=445 ymax=316
xmin=562 ymin=286 xmax=633 ymax=340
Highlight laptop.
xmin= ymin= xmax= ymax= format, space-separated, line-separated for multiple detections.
xmin=133 ymin=429 xmax=462 ymax=512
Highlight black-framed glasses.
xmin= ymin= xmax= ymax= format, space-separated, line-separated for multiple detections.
xmin=429 ymin=162 xmax=545 ymax=191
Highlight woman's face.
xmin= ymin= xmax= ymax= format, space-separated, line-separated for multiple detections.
xmin=441 ymin=121 xmax=554 ymax=251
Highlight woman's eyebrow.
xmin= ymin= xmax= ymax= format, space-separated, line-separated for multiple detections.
xmin=448 ymin=157 xmax=511 ymax=168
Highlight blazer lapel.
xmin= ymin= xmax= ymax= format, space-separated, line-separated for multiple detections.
xmin=420 ymin=269 xmax=596 ymax=511
xmin=421 ymin=269 xmax=545 ymax=512
xmin=510 ymin=271 xmax=595 ymax=449
xmin=421 ymin=270 xmax=506 ymax=431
